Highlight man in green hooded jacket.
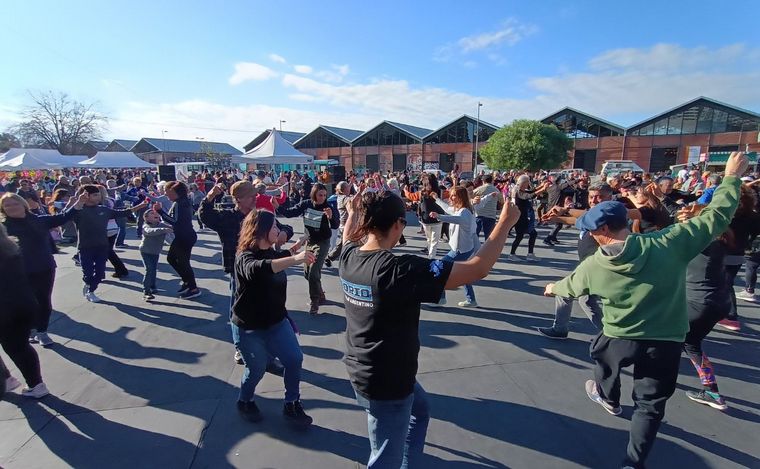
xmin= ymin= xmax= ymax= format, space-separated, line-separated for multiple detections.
xmin=545 ymin=152 xmax=748 ymax=469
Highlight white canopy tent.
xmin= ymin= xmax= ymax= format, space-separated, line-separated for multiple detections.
xmin=0 ymin=148 xmax=65 ymax=164
xmin=0 ymin=152 xmax=64 ymax=170
xmin=231 ymin=129 xmax=313 ymax=165
xmin=77 ymin=151 xmax=153 ymax=168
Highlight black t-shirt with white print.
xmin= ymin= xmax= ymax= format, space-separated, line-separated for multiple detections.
xmin=339 ymin=242 xmax=453 ymax=400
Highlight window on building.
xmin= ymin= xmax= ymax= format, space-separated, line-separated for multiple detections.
xmin=366 ymin=154 xmax=379 ymax=171
xmin=393 ymin=154 xmax=407 ymax=172
xmin=711 ymin=110 xmax=728 ymax=133
xmin=681 ymin=106 xmax=699 ymax=134
xmin=653 ymin=118 xmax=668 ymax=135
xmin=666 ymin=113 xmax=683 ymax=135
xmin=650 ymin=148 xmax=678 ymax=173
xmin=439 ymin=153 xmax=455 ymax=172
xmin=696 ymin=107 xmax=713 ymax=133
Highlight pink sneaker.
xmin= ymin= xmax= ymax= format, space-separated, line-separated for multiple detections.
xmin=716 ymin=319 xmax=741 ymax=332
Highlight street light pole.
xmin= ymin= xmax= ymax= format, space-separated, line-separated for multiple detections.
xmin=161 ymin=130 xmax=168 ymax=165
xmin=473 ymin=102 xmax=483 ymax=172
xmin=279 ymin=120 xmax=286 ymax=131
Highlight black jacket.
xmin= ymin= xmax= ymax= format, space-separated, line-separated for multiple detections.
xmin=0 ymin=250 xmax=38 ymax=333
xmin=2 ymin=210 xmax=77 ymax=273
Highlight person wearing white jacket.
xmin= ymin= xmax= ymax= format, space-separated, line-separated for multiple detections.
xmin=429 ymin=186 xmax=495 ymax=307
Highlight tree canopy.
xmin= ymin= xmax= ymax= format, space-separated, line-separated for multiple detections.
xmin=480 ymin=119 xmax=573 ymax=171
xmin=12 ymin=91 xmax=107 ymax=155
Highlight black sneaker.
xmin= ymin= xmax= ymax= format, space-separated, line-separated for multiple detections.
xmin=324 ymin=258 xmax=332 ymax=268
xmin=112 ymin=271 xmax=129 ymax=279
xmin=283 ymin=400 xmax=312 ymax=427
xmin=536 ymin=326 xmax=568 ymax=339
xmin=179 ymin=288 xmax=201 ymax=300
xmin=177 ymin=283 xmax=189 ymax=295
xmin=237 ymin=400 xmax=263 ymax=422
xmin=542 ymin=238 xmax=555 ymax=246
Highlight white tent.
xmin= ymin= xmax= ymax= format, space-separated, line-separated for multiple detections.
xmin=77 ymin=151 xmax=153 ymax=168
xmin=231 ymin=129 xmax=313 ymax=165
xmin=0 ymin=152 xmax=64 ymax=170
xmin=0 ymin=148 xmax=64 ymax=164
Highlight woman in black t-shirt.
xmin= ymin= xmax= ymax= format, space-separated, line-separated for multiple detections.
xmin=233 ymin=210 xmax=315 ymax=425
xmin=339 ymin=188 xmax=521 ymax=468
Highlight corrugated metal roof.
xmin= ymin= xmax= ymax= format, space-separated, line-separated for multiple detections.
xmin=110 ymin=139 xmax=138 ymax=151
xmin=627 ymin=96 xmax=760 ymax=131
xmin=139 ymin=138 xmax=242 ymax=155
xmin=385 ymin=121 xmax=433 ymax=139
xmin=321 ymin=125 xmax=364 ymax=142
xmin=86 ymin=140 xmax=110 ymax=150
xmin=540 ymin=107 xmax=626 ymax=134
xmin=280 ymin=131 xmax=306 ymax=144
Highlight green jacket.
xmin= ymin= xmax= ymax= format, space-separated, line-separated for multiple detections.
xmin=552 ymin=176 xmax=742 ymax=341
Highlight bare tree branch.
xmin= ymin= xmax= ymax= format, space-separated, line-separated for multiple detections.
xmin=11 ymin=90 xmax=107 ymax=154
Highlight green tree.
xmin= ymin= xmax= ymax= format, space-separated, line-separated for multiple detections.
xmin=0 ymin=132 xmax=21 ymax=153
xmin=480 ymin=119 xmax=573 ymax=171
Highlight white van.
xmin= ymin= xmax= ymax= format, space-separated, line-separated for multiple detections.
xmin=600 ymin=160 xmax=645 ymax=175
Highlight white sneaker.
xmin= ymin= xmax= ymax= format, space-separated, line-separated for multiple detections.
xmin=737 ymin=290 xmax=758 ymax=302
xmin=5 ymin=376 xmax=22 ymax=392
xmin=21 ymin=382 xmax=50 ymax=399
xmin=457 ymin=300 xmax=478 ymax=308
xmin=82 ymin=284 xmax=89 ymax=297
xmin=525 ymin=253 xmax=539 ymax=262
xmin=36 ymin=332 xmax=54 ymax=347
xmin=85 ymin=292 xmax=102 ymax=303
xmin=507 ymin=254 xmax=521 ymax=262
xmin=234 ymin=349 xmax=243 ymax=365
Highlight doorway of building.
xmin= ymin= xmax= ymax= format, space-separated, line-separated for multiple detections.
xmin=649 ymin=148 xmax=678 ymax=173
xmin=439 ymin=153 xmax=455 ymax=172
xmin=366 ymin=154 xmax=379 ymax=172
xmin=573 ymin=149 xmax=597 ymax=172
xmin=393 ymin=154 xmax=407 ymax=172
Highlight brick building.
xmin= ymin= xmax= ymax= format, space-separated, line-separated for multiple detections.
xmin=130 ymin=138 xmax=242 ymax=168
xmin=543 ymin=97 xmax=760 ymax=172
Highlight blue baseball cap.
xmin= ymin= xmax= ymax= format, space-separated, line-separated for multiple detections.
xmin=575 ymin=201 xmax=627 ymax=232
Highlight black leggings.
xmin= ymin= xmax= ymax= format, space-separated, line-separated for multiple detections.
xmin=683 ymin=301 xmax=726 ymax=393
xmin=0 ymin=322 xmax=42 ymax=388
xmin=511 ymin=226 xmax=537 ymax=255
xmin=108 ymin=234 xmax=128 ymax=275
xmin=28 ymin=269 xmax=55 ymax=333
xmin=548 ymin=223 xmax=563 ymax=240
xmin=167 ymin=238 xmax=197 ymax=290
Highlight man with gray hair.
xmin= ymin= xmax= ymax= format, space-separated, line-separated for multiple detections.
xmin=696 ymin=174 xmax=722 ymax=205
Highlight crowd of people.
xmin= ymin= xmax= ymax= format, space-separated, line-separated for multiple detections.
xmin=0 ymin=152 xmax=758 ymax=468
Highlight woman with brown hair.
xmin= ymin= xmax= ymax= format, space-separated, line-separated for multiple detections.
xmin=232 ymin=210 xmax=314 ymax=425
xmin=278 ymin=182 xmax=333 ymax=314
xmin=418 ymin=173 xmax=445 ymax=259
xmin=154 ymin=181 xmax=200 ymax=299
xmin=629 ymin=185 xmax=672 ymax=233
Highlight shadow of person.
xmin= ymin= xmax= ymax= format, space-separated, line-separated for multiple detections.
xmin=10 ymin=394 xmax=223 ymax=469
xmin=425 ymin=391 xmax=744 ymax=468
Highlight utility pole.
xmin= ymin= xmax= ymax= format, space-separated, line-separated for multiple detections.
xmin=473 ymin=102 xmax=483 ymax=172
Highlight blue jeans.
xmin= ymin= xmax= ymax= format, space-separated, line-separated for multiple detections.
xmin=476 ymin=216 xmax=496 ymax=241
xmin=79 ymin=246 xmax=109 ymax=292
xmin=233 ymin=319 xmax=303 ymax=402
xmin=354 ymin=382 xmax=430 ymax=469
xmin=141 ymin=252 xmax=159 ymax=294
xmin=440 ymin=249 xmax=475 ymax=303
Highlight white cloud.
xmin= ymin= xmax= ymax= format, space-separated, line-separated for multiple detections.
xmin=93 ymin=43 xmax=760 ymax=151
xmin=294 ymin=65 xmax=313 ymax=74
xmin=269 ymin=53 xmax=287 ymax=64
xmin=314 ymin=64 xmax=351 ymax=83
xmin=435 ymin=18 xmax=536 ymax=63
xmin=228 ymin=62 xmax=278 ymax=85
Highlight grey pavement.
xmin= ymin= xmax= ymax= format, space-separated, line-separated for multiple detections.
xmin=1 ymin=217 xmax=759 ymax=469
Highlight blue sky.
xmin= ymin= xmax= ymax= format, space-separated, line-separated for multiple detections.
xmin=2 ymin=0 xmax=759 ymax=149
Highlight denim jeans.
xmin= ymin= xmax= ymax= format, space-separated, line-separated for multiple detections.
xmin=476 ymin=216 xmax=496 ymax=241
xmin=233 ymin=319 xmax=303 ymax=402
xmin=141 ymin=252 xmax=159 ymax=293
xmin=354 ymin=382 xmax=430 ymax=469
xmin=80 ymin=245 xmax=109 ymax=292
xmin=745 ymin=254 xmax=760 ymax=293
xmin=440 ymin=249 xmax=475 ymax=303
xmin=551 ymin=295 xmax=603 ymax=333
